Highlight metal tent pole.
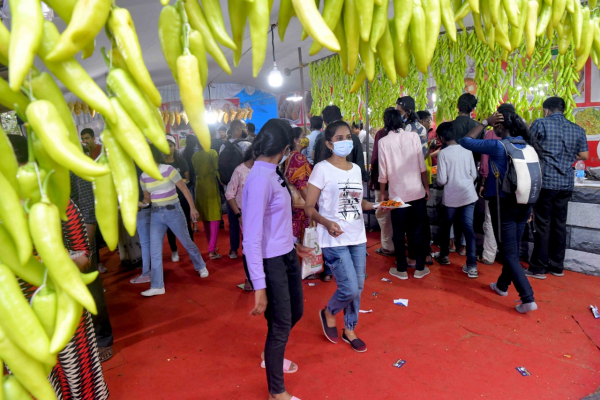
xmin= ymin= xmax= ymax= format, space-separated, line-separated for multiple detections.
xmin=298 ymin=47 xmax=307 ymax=136
xmin=364 ymin=79 xmax=371 ymax=228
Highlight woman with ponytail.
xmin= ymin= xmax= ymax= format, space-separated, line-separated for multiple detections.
xmin=242 ymin=119 xmax=315 ymax=400
xmin=460 ymin=103 xmax=538 ymax=314
xmin=304 ymin=120 xmax=374 ymax=353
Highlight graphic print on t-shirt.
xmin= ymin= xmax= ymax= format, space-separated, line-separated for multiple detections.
xmin=338 ymin=178 xmax=362 ymax=221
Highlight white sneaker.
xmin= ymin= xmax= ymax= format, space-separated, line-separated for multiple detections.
xmin=141 ymin=288 xmax=165 ymax=297
xmin=199 ymin=268 xmax=209 ymax=278
xmin=130 ymin=274 xmax=151 ymax=284
xmin=171 ymin=251 xmax=180 ymax=262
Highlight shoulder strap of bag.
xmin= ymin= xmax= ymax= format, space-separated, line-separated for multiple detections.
xmin=490 ymin=160 xmax=502 ymax=244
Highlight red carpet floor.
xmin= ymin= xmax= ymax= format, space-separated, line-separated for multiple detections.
xmin=99 ymin=222 xmax=600 ymax=400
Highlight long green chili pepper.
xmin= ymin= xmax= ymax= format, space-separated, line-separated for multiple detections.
xmin=101 ymin=128 xmax=139 ymax=237
xmin=0 ymin=322 xmax=56 ymax=400
xmin=0 ymin=126 xmax=20 ymax=196
xmin=29 ymin=72 xmax=81 ymax=152
xmin=107 ymin=68 xmax=170 ymax=155
xmin=0 ymin=263 xmax=55 ymax=366
xmin=200 ymin=0 xmax=237 ymax=49
xmin=46 ymin=0 xmax=111 ymax=61
xmin=159 ymin=5 xmax=184 ymax=82
xmin=0 ymin=77 xmax=30 ymax=120
xmin=184 ymin=0 xmax=232 ymax=74
xmin=26 ymin=100 xmax=110 ymax=178
xmin=92 ymin=155 xmax=119 ymax=251
xmin=29 ymin=197 xmax=98 ymax=315
xmin=108 ymin=7 xmax=162 ymax=107
xmin=108 ymin=98 xmax=163 ymax=180
xmin=50 ymin=288 xmax=83 ymax=354
xmin=38 ymin=21 xmax=117 ymax=124
xmin=7 ymin=0 xmax=43 ymax=92
xmin=0 ymin=173 xmax=32 ymax=264
xmin=31 ymin=286 xmax=57 ymax=339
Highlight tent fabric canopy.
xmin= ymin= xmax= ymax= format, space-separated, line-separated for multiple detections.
xmin=4 ymin=0 xmax=343 ymax=97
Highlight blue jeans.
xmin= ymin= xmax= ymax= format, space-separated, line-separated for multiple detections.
xmin=323 ymin=243 xmax=367 ymax=331
xmin=440 ymin=202 xmax=476 ymax=268
xmin=137 ymin=208 xmax=151 ymax=277
xmin=150 ymin=203 xmax=206 ymax=289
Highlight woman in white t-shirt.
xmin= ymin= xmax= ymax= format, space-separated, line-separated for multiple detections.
xmin=305 ymin=120 xmax=374 ymax=353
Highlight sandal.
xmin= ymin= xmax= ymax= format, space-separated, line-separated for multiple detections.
xmin=320 ymin=274 xmax=333 ymax=282
xmin=243 ymin=279 xmax=253 ymax=292
xmin=209 ymin=252 xmax=222 ymax=259
xmin=304 ymin=273 xmax=318 ymax=280
xmin=260 ymin=358 xmax=298 ymax=374
xmin=375 ymin=248 xmax=394 ymax=257
xmin=98 ymin=346 xmax=113 ymax=363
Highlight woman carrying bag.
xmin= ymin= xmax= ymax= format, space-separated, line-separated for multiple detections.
xmin=243 ymin=119 xmax=315 ymax=400
xmin=304 ymin=120 xmax=374 ymax=353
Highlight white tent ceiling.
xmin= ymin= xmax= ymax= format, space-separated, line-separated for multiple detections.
xmin=4 ymin=1 xmax=477 ymax=98
xmin=26 ymin=0 xmax=344 ymax=97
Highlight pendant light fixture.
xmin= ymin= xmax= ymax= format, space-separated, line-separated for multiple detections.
xmin=268 ymin=24 xmax=283 ymax=88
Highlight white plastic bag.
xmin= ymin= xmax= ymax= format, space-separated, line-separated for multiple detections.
xmin=301 ymin=227 xmax=323 ymax=279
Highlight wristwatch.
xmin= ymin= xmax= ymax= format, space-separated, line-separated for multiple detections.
xmin=481 ymin=119 xmax=489 ymax=127
xmin=235 ymin=212 xmax=242 ymax=218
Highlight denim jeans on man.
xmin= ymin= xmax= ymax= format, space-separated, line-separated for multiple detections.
xmin=263 ymin=250 xmax=303 ymax=395
xmin=150 ymin=203 xmax=206 ymax=288
xmin=439 ymin=202 xmax=477 ymax=268
xmin=137 ymin=207 xmax=152 ymax=277
xmin=488 ymin=197 xmax=535 ymax=304
xmin=323 ymin=243 xmax=367 ymax=331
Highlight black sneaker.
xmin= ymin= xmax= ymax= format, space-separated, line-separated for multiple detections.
xmin=549 ymin=271 xmax=564 ymax=277
xmin=434 ymin=255 xmax=451 ymax=265
xmin=524 ymin=270 xmax=546 ymax=280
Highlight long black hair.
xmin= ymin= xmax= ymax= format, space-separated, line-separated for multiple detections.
xmin=254 ymin=119 xmax=294 ymax=196
xmin=243 ymin=144 xmax=254 ymax=162
xmin=496 ymin=103 xmax=543 ymax=160
xmin=182 ymin=134 xmax=200 ymax=160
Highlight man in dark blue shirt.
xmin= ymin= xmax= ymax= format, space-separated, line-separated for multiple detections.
xmin=459 ymin=104 xmax=537 ymax=314
xmin=527 ymin=97 xmax=589 ymax=279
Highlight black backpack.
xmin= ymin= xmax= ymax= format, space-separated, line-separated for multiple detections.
xmin=218 ymin=139 xmax=247 ymax=185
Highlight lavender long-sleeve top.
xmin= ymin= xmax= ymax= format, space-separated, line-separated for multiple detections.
xmin=242 ymin=161 xmax=294 ymax=290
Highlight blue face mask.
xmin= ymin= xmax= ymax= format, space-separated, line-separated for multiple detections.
xmin=332 ymin=140 xmax=353 ymax=157
xmin=401 ymin=115 xmax=407 ymax=123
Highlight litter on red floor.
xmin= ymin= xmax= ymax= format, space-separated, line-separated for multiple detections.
xmin=100 ymin=224 xmax=600 ymax=400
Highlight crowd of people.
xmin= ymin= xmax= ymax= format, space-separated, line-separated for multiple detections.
xmin=16 ymin=90 xmax=586 ymax=400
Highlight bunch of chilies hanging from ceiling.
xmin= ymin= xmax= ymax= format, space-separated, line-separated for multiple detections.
xmin=0 ymin=0 xmax=596 ymax=398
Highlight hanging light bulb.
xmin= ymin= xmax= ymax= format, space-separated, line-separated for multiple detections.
xmin=268 ymin=24 xmax=283 ymax=88
xmin=269 ymin=63 xmax=283 ymax=87
xmin=205 ymin=108 xmax=217 ymax=124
